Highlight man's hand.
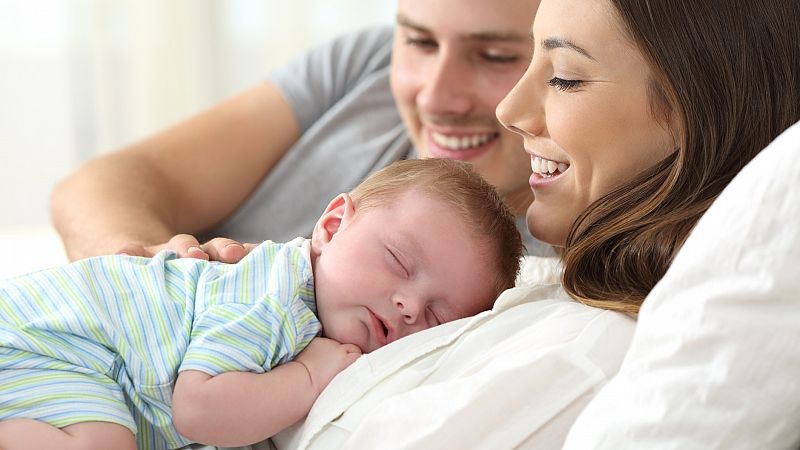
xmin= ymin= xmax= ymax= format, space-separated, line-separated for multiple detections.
xmin=294 ymin=337 xmax=362 ymax=394
xmin=115 ymin=234 xmax=257 ymax=263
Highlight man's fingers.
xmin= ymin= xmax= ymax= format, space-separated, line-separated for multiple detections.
xmin=202 ymin=237 xmax=247 ymax=263
xmin=168 ymin=234 xmax=208 ymax=260
xmin=115 ymin=235 xmax=258 ymax=262
xmin=115 ymin=243 xmax=147 ymax=257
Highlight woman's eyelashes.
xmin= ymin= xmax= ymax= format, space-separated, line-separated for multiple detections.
xmin=548 ymin=76 xmax=584 ymax=91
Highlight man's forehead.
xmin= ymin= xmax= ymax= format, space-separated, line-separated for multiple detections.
xmin=395 ymin=12 xmax=531 ymax=43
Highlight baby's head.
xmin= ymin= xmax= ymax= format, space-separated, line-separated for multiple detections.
xmin=310 ymin=158 xmax=523 ymax=352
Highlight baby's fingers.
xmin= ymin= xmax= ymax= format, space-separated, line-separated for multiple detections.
xmin=341 ymin=343 xmax=363 ymax=355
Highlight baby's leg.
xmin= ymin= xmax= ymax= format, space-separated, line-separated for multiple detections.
xmin=0 ymin=365 xmax=139 ymax=450
xmin=0 ymin=419 xmax=136 ymax=450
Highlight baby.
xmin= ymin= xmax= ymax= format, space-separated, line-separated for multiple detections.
xmin=0 ymin=158 xmax=523 ymax=449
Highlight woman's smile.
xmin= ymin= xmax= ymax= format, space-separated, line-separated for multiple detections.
xmin=528 ymin=154 xmax=570 ymax=187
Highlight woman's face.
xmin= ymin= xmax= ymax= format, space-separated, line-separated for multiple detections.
xmin=496 ymin=0 xmax=677 ymax=246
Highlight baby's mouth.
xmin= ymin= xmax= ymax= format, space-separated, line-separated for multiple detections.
xmin=379 ymin=319 xmax=389 ymax=339
xmin=368 ymin=309 xmax=390 ymax=347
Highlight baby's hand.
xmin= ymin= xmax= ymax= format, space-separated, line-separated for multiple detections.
xmin=294 ymin=337 xmax=362 ymax=394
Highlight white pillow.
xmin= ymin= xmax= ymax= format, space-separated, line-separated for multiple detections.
xmin=563 ymin=120 xmax=800 ymax=450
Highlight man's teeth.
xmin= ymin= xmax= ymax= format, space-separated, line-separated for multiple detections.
xmin=432 ymin=132 xmax=497 ymax=150
xmin=531 ymin=156 xmax=569 ymax=176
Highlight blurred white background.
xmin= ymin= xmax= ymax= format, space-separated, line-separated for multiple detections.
xmin=0 ymin=0 xmax=395 ymax=277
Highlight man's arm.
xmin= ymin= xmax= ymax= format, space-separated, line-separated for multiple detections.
xmin=172 ymin=338 xmax=362 ymax=447
xmin=50 ymin=82 xmax=299 ymax=261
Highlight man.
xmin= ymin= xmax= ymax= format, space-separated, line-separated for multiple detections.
xmin=51 ymin=0 xmax=545 ymax=262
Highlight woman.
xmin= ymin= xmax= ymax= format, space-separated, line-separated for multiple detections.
xmin=499 ymin=0 xmax=799 ymax=313
xmin=260 ymin=0 xmax=799 ymax=448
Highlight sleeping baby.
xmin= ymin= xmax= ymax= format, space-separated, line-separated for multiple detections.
xmin=0 ymin=158 xmax=522 ymax=449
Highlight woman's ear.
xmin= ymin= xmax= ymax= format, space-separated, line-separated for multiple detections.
xmin=311 ymin=193 xmax=356 ymax=252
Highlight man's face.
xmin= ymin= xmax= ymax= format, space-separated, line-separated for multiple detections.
xmin=390 ymin=0 xmax=541 ymax=213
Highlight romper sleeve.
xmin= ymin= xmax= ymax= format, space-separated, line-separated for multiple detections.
xmin=179 ymin=296 xmax=320 ymax=376
xmin=179 ymin=240 xmax=321 ymax=376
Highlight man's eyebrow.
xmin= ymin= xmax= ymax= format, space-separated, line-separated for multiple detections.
xmin=396 ymin=14 xmax=428 ymax=33
xmin=396 ymin=14 xmax=528 ymax=43
xmin=533 ymin=34 xmax=596 ymax=61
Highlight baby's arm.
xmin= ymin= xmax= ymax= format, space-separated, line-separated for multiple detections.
xmin=172 ymin=337 xmax=361 ymax=447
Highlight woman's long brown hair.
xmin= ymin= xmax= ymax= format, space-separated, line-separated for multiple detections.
xmin=562 ymin=0 xmax=800 ymax=314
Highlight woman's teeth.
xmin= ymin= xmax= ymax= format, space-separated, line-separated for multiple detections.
xmin=432 ymin=131 xmax=498 ymax=150
xmin=532 ymin=156 xmax=569 ymax=177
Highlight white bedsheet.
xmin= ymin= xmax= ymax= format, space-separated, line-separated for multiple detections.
xmin=0 ymin=225 xmax=67 ymax=279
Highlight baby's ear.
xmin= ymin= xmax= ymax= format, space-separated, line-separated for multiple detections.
xmin=312 ymin=193 xmax=355 ymax=251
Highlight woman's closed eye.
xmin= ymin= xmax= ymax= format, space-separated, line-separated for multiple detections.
xmin=548 ymin=76 xmax=584 ymax=91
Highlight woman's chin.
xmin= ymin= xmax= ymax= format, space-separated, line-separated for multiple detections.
xmin=526 ymin=210 xmax=567 ymax=249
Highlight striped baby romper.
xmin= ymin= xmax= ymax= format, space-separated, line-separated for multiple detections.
xmin=0 ymin=238 xmax=320 ymax=449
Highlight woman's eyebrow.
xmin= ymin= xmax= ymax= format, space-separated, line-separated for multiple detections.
xmin=529 ymin=31 xmax=596 ymax=61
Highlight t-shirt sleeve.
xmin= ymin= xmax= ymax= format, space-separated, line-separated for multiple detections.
xmin=267 ymin=26 xmax=394 ymax=133
xmin=179 ymin=295 xmax=320 ymax=376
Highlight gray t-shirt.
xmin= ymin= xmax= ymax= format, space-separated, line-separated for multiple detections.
xmin=209 ymin=26 xmax=551 ymax=256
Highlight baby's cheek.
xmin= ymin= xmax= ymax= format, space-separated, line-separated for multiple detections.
xmin=324 ymin=313 xmax=370 ymax=352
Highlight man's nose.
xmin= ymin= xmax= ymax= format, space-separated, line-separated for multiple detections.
xmin=416 ymin=49 xmax=473 ymax=117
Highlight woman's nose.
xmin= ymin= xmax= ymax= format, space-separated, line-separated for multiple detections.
xmin=496 ymin=63 xmax=545 ymax=137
